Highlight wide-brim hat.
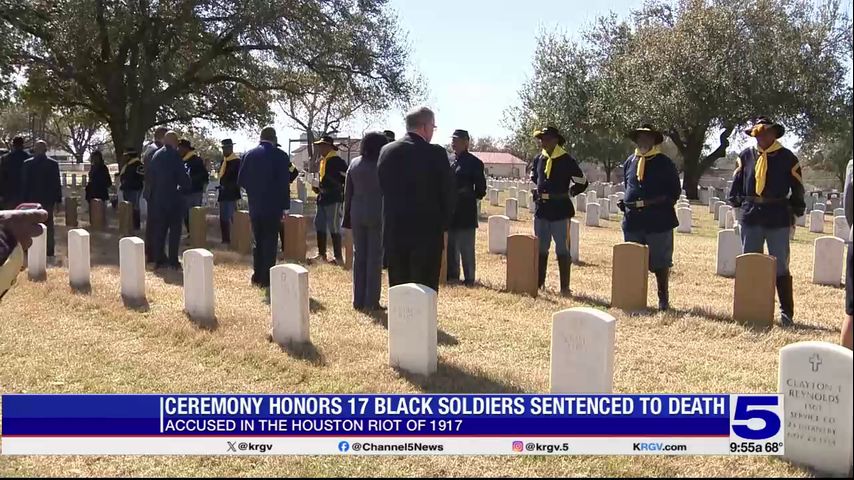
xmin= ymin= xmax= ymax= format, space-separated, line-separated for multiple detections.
xmin=383 ymin=130 xmax=396 ymax=141
xmin=533 ymin=126 xmax=565 ymax=145
xmin=220 ymin=138 xmax=234 ymax=147
xmin=628 ymin=124 xmax=664 ymax=144
xmin=744 ymin=117 xmax=785 ymax=138
xmin=452 ymin=129 xmax=470 ymax=140
xmin=313 ymin=135 xmax=338 ymax=150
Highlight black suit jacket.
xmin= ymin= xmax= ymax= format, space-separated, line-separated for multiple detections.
xmin=21 ymin=154 xmax=62 ymax=207
xmin=377 ymin=132 xmax=456 ymax=251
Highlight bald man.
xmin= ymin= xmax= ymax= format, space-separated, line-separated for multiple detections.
xmin=145 ymin=131 xmax=191 ymax=269
xmin=20 ymin=141 xmax=62 ymax=257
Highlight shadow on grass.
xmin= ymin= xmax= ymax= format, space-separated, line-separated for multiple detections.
xmin=153 ymin=267 xmax=184 ymax=286
xmin=70 ymin=283 xmax=92 ymax=295
xmin=309 ymin=298 xmax=325 ymax=313
xmin=122 ymin=295 xmax=150 ymax=312
xmin=186 ymin=312 xmax=218 ymax=332
xmin=395 ymin=361 xmax=525 ymax=394
xmin=277 ymin=340 xmax=326 ymax=367
xmin=568 ymin=291 xmax=611 ymax=309
xmin=572 ymin=260 xmax=597 ymax=267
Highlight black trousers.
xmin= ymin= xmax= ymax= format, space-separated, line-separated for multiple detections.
xmin=387 ymin=234 xmax=443 ymax=293
xmin=45 ymin=206 xmax=56 ymax=257
xmin=149 ymin=209 xmax=183 ymax=266
xmin=251 ymin=215 xmax=280 ymax=286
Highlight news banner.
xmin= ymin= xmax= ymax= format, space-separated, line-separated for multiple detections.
xmin=0 ymin=394 xmax=785 ymax=456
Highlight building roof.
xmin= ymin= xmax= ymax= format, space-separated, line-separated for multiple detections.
xmin=472 ymin=151 xmax=526 ymax=165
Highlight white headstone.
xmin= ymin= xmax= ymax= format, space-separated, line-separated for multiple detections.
xmin=814 ymin=202 xmax=827 ymax=212
xmin=569 ymin=218 xmax=580 ymax=263
xmin=27 ymin=224 xmax=47 ymax=281
xmin=388 ymin=283 xmax=437 ymax=376
xmin=616 ymin=191 xmax=625 ymax=201
xmin=505 ymin=198 xmax=518 ymax=221
xmin=725 ymin=209 xmax=736 ymax=229
xmin=508 ymin=186 xmax=518 ymax=199
xmin=67 ymin=229 xmax=90 ymax=289
xmin=796 ymin=214 xmax=806 ymax=227
xmin=810 ymin=210 xmax=825 ymax=233
xmin=715 ymin=229 xmax=740 ymax=277
xmin=550 ymin=307 xmax=616 ymax=394
xmin=604 ymin=185 xmax=613 ymax=197
xmin=699 ymin=188 xmax=710 ymax=205
xmin=587 ymin=190 xmax=597 ymax=203
xmin=270 ymin=264 xmax=310 ymax=345
xmin=709 ymin=196 xmax=720 ymax=214
xmin=489 ymin=188 xmax=499 ymax=206
xmin=517 ymin=189 xmax=527 ymax=206
xmin=488 ymin=215 xmax=510 ymax=254
xmin=778 ymin=341 xmax=853 ymax=476
xmin=676 ymin=208 xmax=692 ymax=233
xmin=586 ymin=203 xmax=600 ymax=227
xmin=289 ymin=199 xmax=304 ymax=215
xmin=297 ymin=180 xmax=307 ymax=202
xmin=576 ymin=193 xmax=587 ymax=212
xmin=832 ymin=208 xmax=844 ymax=218
xmin=183 ymin=249 xmax=215 ymax=323
xmin=608 ymin=194 xmax=619 ymax=214
xmin=599 ymin=198 xmax=610 ymax=220
xmin=717 ymin=204 xmax=731 ymax=228
xmin=812 ymin=236 xmax=845 ymax=286
xmin=119 ymin=237 xmax=146 ymax=304
xmin=527 ymin=194 xmax=535 ymax=212
xmin=713 ymin=201 xmax=726 ymax=220
xmin=833 ymin=216 xmax=849 ymax=242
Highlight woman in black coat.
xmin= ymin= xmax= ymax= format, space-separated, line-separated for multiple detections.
xmin=84 ymin=150 xmax=112 ymax=205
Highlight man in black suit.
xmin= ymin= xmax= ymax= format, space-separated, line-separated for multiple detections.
xmin=377 ymin=106 xmax=456 ymax=292
xmin=20 ymin=141 xmax=62 ymax=257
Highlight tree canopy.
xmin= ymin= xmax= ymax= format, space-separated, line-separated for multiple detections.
xmin=1 ymin=0 xmax=415 ymax=165
xmin=508 ymin=0 xmax=852 ymax=195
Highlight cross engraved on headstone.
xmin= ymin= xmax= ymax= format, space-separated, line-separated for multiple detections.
xmin=809 ymin=353 xmax=822 ymax=372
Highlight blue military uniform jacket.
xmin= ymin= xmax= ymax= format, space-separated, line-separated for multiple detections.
xmin=450 ymin=150 xmax=487 ymax=229
xmin=622 ymin=152 xmax=681 ymax=233
xmin=530 ymin=150 xmax=587 ymax=221
xmin=727 ymin=146 xmax=805 ymax=228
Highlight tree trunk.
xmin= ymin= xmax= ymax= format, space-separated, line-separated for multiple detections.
xmin=678 ymin=138 xmax=704 ymax=200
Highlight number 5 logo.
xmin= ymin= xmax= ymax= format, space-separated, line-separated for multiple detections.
xmin=731 ymin=395 xmax=782 ymax=440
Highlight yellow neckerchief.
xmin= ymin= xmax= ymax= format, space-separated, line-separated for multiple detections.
xmin=218 ymin=153 xmax=238 ymax=178
xmin=542 ymin=145 xmax=568 ymax=179
xmin=754 ymin=141 xmax=783 ymax=196
xmin=319 ymin=150 xmax=337 ymax=181
xmin=182 ymin=151 xmax=195 ymax=162
xmin=633 ymin=144 xmax=663 ymax=182
xmin=119 ymin=157 xmax=141 ymax=176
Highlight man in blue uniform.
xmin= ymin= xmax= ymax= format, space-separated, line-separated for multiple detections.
xmin=119 ymin=147 xmax=145 ymax=231
xmin=178 ymin=139 xmax=209 ymax=233
xmin=728 ymin=117 xmax=805 ymax=326
xmin=617 ymin=125 xmax=681 ymax=311
xmin=311 ymin=136 xmax=348 ymax=265
xmin=216 ymin=139 xmax=241 ymax=245
xmin=447 ymin=129 xmax=487 ymax=286
xmin=530 ymin=126 xmax=588 ymax=294
xmin=145 ymin=132 xmax=191 ymax=269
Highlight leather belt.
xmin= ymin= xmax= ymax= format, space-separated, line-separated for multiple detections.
xmin=540 ymin=192 xmax=569 ymax=200
xmin=624 ymin=197 xmax=666 ymax=208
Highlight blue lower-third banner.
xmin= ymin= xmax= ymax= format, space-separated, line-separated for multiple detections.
xmin=0 ymin=394 xmax=785 ymax=455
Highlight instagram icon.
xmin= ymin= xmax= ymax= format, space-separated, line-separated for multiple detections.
xmin=512 ymin=441 xmax=524 ymax=453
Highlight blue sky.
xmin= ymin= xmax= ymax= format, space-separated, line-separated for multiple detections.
xmin=219 ymin=0 xmax=638 ymax=151
xmin=218 ymin=0 xmax=852 ymax=152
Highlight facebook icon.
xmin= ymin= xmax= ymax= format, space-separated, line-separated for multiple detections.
xmin=338 ymin=441 xmax=350 ymax=453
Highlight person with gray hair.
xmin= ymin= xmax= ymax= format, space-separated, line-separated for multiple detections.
xmin=145 ymin=131 xmax=191 ymax=269
xmin=238 ymin=126 xmax=299 ymax=287
xmin=20 ymin=140 xmax=62 ymax=257
xmin=377 ymin=106 xmax=456 ymax=292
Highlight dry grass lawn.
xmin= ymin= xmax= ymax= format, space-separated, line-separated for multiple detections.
xmin=0 ymin=190 xmax=845 ymax=477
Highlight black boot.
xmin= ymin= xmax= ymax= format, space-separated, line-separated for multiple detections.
xmin=132 ymin=209 xmax=141 ymax=231
xmin=557 ymin=254 xmax=571 ymax=295
xmin=313 ymin=232 xmax=327 ymax=261
xmin=538 ymin=253 xmax=548 ymax=290
xmin=654 ymin=268 xmax=670 ymax=311
xmin=220 ymin=220 xmax=231 ymax=245
xmin=776 ymin=274 xmax=794 ymax=327
xmin=331 ymin=233 xmax=343 ymax=265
